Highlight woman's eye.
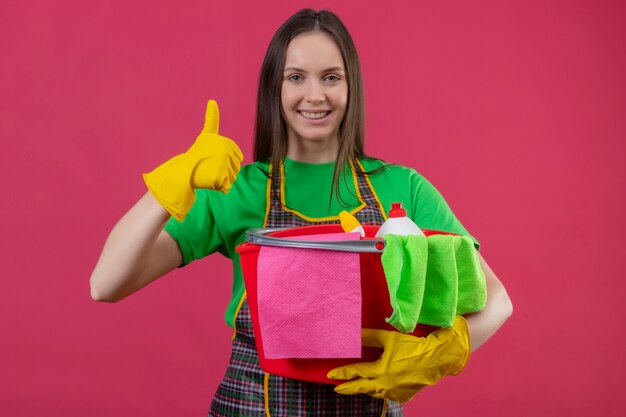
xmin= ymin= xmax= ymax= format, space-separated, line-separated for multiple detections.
xmin=287 ymin=74 xmax=303 ymax=82
xmin=324 ymin=74 xmax=341 ymax=82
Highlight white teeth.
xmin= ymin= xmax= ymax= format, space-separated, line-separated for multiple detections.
xmin=300 ymin=111 xmax=328 ymax=119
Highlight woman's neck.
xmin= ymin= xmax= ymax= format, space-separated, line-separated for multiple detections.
xmin=286 ymin=138 xmax=339 ymax=163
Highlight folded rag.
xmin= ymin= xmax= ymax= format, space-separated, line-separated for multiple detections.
xmin=454 ymin=236 xmax=488 ymax=316
xmin=380 ymin=235 xmax=428 ymax=333
xmin=257 ymin=232 xmax=363 ymax=359
xmin=381 ymin=234 xmax=487 ymax=331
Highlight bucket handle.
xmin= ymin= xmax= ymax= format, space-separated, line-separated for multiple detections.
xmin=245 ymin=228 xmax=385 ymax=253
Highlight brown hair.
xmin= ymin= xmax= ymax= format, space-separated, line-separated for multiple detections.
xmin=253 ymin=8 xmax=370 ymax=207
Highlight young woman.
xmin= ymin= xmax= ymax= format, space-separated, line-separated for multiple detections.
xmin=90 ymin=9 xmax=512 ymax=417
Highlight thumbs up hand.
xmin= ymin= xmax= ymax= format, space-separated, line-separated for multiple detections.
xmin=187 ymin=100 xmax=244 ymax=191
xmin=143 ymin=100 xmax=244 ymax=222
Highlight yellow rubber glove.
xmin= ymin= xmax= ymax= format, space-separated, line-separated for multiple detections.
xmin=327 ymin=316 xmax=471 ymax=403
xmin=143 ymin=100 xmax=244 ymax=221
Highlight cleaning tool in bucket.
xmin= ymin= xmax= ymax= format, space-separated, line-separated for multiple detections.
xmin=380 ymin=233 xmax=487 ymax=332
xmin=375 ymin=202 xmax=424 ymax=237
xmin=257 ymin=232 xmax=363 ymax=359
xmin=380 ymin=234 xmax=428 ymax=333
xmin=375 ymin=201 xmax=486 ymax=332
xmin=339 ymin=210 xmax=366 ymax=237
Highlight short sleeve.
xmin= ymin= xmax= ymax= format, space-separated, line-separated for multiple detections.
xmin=409 ymin=170 xmax=480 ymax=250
xmin=163 ymin=189 xmax=227 ymax=265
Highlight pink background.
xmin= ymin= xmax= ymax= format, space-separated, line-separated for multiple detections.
xmin=2 ymin=0 xmax=625 ymax=415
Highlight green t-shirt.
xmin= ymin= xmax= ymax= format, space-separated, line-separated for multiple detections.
xmin=164 ymin=157 xmax=478 ymax=328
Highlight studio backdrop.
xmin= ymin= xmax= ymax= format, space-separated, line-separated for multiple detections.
xmin=2 ymin=0 xmax=625 ymax=416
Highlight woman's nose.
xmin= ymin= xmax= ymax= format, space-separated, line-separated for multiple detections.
xmin=304 ymin=81 xmax=325 ymax=103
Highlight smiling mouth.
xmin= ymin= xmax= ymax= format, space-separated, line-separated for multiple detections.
xmin=298 ymin=111 xmax=329 ymax=120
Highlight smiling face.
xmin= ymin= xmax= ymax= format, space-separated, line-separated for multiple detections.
xmin=281 ymin=31 xmax=348 ymax=160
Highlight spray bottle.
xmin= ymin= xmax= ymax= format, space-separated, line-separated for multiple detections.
xmin=375 ymin=202 xmax=424 ymax=237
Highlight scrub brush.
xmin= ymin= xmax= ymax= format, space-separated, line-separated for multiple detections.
xmin=339 ymin=210 xmax=365 ymax=237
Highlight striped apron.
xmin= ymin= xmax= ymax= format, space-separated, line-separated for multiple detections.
xmin=208 ymin=161 xmax=403 ymax=417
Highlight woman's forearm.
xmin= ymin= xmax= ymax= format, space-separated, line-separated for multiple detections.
xmin=464 ymin=251 xmax=513 ymax=351
xmin=89 ymin=191 xmax=181 ymax=302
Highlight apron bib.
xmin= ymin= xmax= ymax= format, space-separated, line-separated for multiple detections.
xmin=209 ymin=161 xmax=403 ymax=417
